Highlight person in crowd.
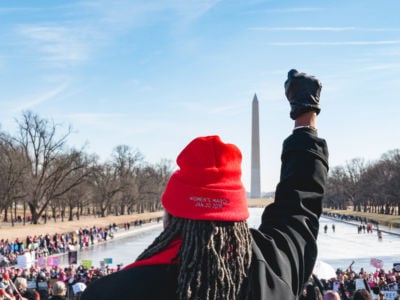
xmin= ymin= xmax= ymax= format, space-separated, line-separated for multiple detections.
xmin=13 ymin=277 xmax=27 ymax=299
xmin=0 ymin=288 xmax=13 ymax=300
xmin=0 ymin=273 xmax=14 ymax=299
xmin=35 ymin=271 xmax=49 ymax=300
xmin=13 ymin=277 xmax=39 ymax=300
xmin=323 ymin=290 xmax=340 ymax=300
xmin=352 ymin=289 xmax=373 ymax=300
xmin=49 ymin=281 xmax=67 ymax=300
xmin=300 ymin=274 xmax=325 ymax=300
xmin=81 ymin=68 xmax=328 ymax=300
xmin=300 ymin=283 xmax=323 ymax=300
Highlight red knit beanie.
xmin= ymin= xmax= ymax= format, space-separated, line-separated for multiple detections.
xmin=162 ymin=135 xmax=248 ymax=221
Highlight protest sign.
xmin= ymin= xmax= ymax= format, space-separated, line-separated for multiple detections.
xmin=81 ymin=260 xmax=92 ymax=269
xmin=104 ymin=258 xmax=113 ymax=264
xmin=37 ymin=256 xmax=46 ymax=267
xmin=370 ymin=258 xmax=384 ymax=269
xmin=393 ymin=262 xmax=400 ymax=272
xmin=17 ymin=252 xmax=33 ymax=269
xmin=68 ymin=250 xmax=78 ymax=265
xmin=47 ymin=256 xmax=60 ymax=267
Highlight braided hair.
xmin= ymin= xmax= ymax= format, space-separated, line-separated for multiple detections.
xmin=136 ymin=214 xmax=252 ymax=300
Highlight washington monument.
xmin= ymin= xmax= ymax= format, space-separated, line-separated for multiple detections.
xmin=251 ymin=94 xmax=261 ymax=198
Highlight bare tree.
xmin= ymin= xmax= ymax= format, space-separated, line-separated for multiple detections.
xmin=325 ymin=150 xmax=400 ymax=215
xmin=0 ymin=132 xmax=28 ymax=224
xmin=90 ymin=162 xmax=123 ymax=217
xmin=324 ymin=166 xmax=349 ymax=210
xmin=111 ymin=145 xmax=143 ymax=215
xmin=14 ymin=111 xmax=89 ymax=224
xmin=380 ymin=149 xmax=400 ymax=215
xmin=324 ymin=159 xmax=367 ymax=211
xmin=63 ymin=180 xmax=94 ymax=221
xmin=357 ymin=162 xmax=386 ymax=213
xmin=340 ymin=158 xmax=367 ymax=212
xmin=134 ymin=159 xmax=173 ymax=214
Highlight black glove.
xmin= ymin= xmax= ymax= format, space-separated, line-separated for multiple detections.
xmin=284 ymin=69 xmax=322 ymax=120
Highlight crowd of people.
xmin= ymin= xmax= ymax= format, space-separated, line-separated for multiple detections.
xmin=0 ymin=263 xmax=123 ymax=299
xmin=0 ymin=218 xmax=160 ymax=268
xmin=300 ymin=266 xmax=400 ymax=299
xmin=1 ymin=224 xmax=116 ymax=265
xmin=322 ymin=212 xmax=381 ymax=230
xmin=0 ymin=247 xmax=399 ymax=299
xmin=309 ymin=213 xmax=400 ymax=299
xmin=0 ymin=217 xmax=162 ymax=299
xmin=322 ymin=212 xmax=392 ymax=242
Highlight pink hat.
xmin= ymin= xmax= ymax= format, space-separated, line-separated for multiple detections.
xmin=162 ymin=135 xmax=248 ymax=221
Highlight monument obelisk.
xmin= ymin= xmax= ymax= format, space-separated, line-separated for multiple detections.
xmin=250 ymin=94 xmax=261 ymax=198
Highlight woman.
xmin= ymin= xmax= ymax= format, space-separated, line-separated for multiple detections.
xmin=82 ymin=69 xmax=328 ymax=300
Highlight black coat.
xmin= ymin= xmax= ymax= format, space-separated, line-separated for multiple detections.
xmin=81 ymin=128 xmax=329 ymax=300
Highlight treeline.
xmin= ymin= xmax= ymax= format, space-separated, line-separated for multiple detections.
xmin=0 ymin=111 xmax=173 ymax=225
xmin=324 ymin=150 xmax=400 ymax=215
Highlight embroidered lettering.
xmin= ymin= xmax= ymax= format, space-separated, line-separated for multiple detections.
xmin=189 ymin=196 xmax=229 ymax=209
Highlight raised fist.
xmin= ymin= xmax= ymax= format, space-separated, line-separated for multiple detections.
xmin=284 ymin=69 xmax=322 ymax=120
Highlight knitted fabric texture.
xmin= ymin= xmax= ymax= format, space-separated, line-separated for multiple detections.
xmin=162 ymin=135 xmax=248 ymax=221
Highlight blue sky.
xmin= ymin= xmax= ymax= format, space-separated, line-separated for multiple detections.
xmin=1 ymin=0 xmax=399 ymax=192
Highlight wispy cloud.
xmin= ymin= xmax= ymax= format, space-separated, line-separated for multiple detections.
xmin=11 ymin=1 xmax=221 ymax=69
xmin=372 ymin=47 xmax=400 ymax=56
xmin=180 ymin=101 xmax=243 ymax=115
xmin=0 ymin=6 xmax=39 ymax=13
xmin=66 ymin=113 xmax=128 ymax=125
xmin=127 ymin=79 xmax=153 ymax=93
xmin=263 ymin=7 xmax=322 ymax=13
xmin=251 ymin=26 xmax=355 ymax=31
xmin=15 ymin=83 xmax=68 ymax=111
xmin=360 ymin=63 xmax=400 ymax=71
xmin=209 ymin=104 xmax=243 ymax=114
xmin=83 ymin=0 xmax=221 ymax=29
xmin=250 ymin=26 xmax=400 ymax=32
xmin=361 ymin=28 xmax=400 ymax=32
xmin=17 ymin=25 xmax=94 ymax=66
xmin=173 ymin=0 xmax=222 ymax=21
xmin=270 ymin=40 xmax=400 ymax=46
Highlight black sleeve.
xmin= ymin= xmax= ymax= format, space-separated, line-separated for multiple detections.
xmin=81 ymin=265 xmax=178 ymax=300
xmin=254 ymin=128 xmax=329 ymax=296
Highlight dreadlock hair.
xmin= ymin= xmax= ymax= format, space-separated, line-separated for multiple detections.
xmin=136 ymin=214 xmax=253 ymax=300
